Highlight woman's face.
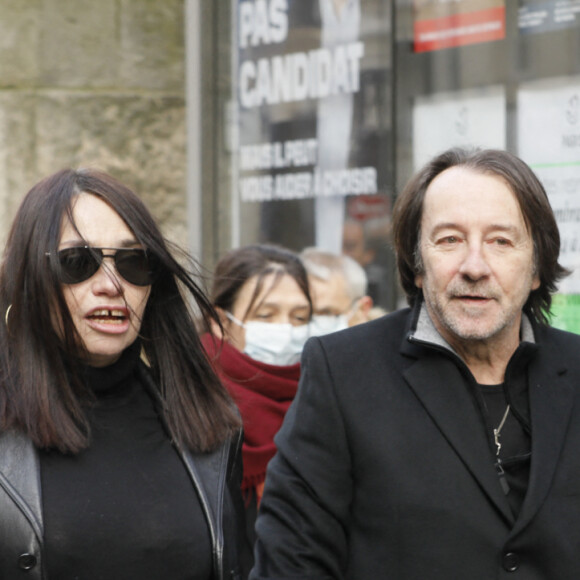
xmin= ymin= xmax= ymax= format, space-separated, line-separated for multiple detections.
xmin=224 ymin=272 xmax=310 ymax=351
xmin=59 ymin=193 xmax=151 ymax=367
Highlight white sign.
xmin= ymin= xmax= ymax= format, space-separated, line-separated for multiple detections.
xmin=413 ymin=86 xmax=506 ymax=171
xmin=518 ymin=76 xmax=580 ymax=294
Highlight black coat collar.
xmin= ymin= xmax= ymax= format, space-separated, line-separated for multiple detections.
xmin=399 ymin=301 xmax=574 ymax=531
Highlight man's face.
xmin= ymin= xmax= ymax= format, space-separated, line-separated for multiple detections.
xmin=309 ymin=272 xmax=372 ymax=327
xmin=415 ymin=166 xmax=540 ymax=351
xmin=309 ymin=273 xmax=352 ymax=318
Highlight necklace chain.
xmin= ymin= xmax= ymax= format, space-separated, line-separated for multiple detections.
xmin=493 ymin=404 xmax=510 ymax=456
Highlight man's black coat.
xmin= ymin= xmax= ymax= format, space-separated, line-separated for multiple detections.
xmin=251 ymin=307 xmax=580 ymax=579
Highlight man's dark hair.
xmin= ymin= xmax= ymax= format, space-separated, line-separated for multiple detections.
xmin=0 ymin=168 xmax=240 ymax=454
xmin=392 ymin=147 xmax=568 ymax=325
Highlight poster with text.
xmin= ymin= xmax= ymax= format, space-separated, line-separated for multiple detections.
xmin=413 ymin=86 xmax=506 ymax=171
xmin=234 ymin=0 xmax=392 ymax=261
xmin=518 ymin=77 xmax=580 ymax=333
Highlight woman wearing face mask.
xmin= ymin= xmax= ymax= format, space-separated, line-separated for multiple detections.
xmin=0 ymin=169 xmax=247 ymax=580
xmin=202 ymin=244 xmax=312 ymax=548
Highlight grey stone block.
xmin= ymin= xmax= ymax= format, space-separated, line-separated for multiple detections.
xmin=0 ymin=0 xmax=40 ymax=87
xmin=119 ymin=0 xmax=185 ymax=91
xmin=0 ymin=93 xmax=38 ymax=240
xmin=38 ymin=0 xmax=118 ymax=87
xmin=35 ymin=92 xmax=187 ymax=245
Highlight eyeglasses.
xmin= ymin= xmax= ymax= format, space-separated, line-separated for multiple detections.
xmin=52 ymin=246 xmax=158 ymax=286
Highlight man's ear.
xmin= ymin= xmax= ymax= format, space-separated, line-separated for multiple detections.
xmin=349 ymin=295 xmax=374 ymax=326
xmin=358 ymin=295 xmax=373 ymax=315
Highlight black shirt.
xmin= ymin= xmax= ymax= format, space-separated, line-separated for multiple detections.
xmin=478 ymin=383 xmax=531 ymax=517
xmin=39 ymin=345 xmax=212 ymax=580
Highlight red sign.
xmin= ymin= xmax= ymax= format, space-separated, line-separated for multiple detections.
xmin=346 ymin=195 xmax=391 ymax=221
xmin=414 ymin=2 xmax=505 ymax=53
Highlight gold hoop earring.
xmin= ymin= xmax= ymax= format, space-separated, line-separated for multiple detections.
xmin=5 ymin=304 xmax=12 ymax=326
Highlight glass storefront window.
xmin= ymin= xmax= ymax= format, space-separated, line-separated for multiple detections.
xmin=395 ymin=0 xmax=580 ymax=326
xmin=196 ymin=0 xmax=580 ymax=319
xmin=231 ymin=0 xmax=396 ymax=310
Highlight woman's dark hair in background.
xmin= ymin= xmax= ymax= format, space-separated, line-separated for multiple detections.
xmin=211 ymin=243 xmax=312 ymax=319
xmin=392 ymin=147 xmax=568 ymax=325
xmin=0 ymin=168 xmax=240 ymax=454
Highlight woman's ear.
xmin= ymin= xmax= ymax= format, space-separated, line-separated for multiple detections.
xmin=211 ymin=307 xmax=227 ymax=339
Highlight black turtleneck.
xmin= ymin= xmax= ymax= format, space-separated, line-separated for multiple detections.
xmin=39 ymin=343 xmax=212 ymax=580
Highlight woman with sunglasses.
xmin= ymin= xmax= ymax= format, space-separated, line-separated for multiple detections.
xmin=0 ymin=169 xmax=248 ymax=580
xmin=202 ymin=244 xmax=312 ymax=550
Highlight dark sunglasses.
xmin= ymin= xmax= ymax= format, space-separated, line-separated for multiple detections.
xmin=53 ymin=246 xmax=158 ymax=286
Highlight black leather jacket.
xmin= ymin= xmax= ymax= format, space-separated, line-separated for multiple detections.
xmin=0 ymin=365 xmax=247 ymax=580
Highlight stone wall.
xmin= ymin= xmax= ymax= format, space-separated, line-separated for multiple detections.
xmin=0 ymin=0 xmax=187 ymax=246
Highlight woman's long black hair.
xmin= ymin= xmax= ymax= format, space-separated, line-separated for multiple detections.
xmin=0 ymin=168 xmax=240 ymax=453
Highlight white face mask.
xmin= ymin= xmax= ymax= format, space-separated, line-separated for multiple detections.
xmin=308 ymin=314 xmax=349 ymax=337
xmin=226 ymin=313 xmax=310 ymax=366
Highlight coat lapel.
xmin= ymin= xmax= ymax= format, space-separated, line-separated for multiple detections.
xmin=511 ymin=345 xmax=574 ymax=534
xmin=403 ymin=351 xmax=515 ymax=525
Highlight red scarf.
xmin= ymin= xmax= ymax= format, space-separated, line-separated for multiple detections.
xmin=202 ymin=334 xmax=300 ymax=500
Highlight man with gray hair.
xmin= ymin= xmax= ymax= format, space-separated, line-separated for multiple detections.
xmin=300 ymin=247 xmax=375 ymax=335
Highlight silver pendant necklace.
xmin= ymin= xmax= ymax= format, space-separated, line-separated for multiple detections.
xmin=494 ymin=404 xmax=511 ymax=456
